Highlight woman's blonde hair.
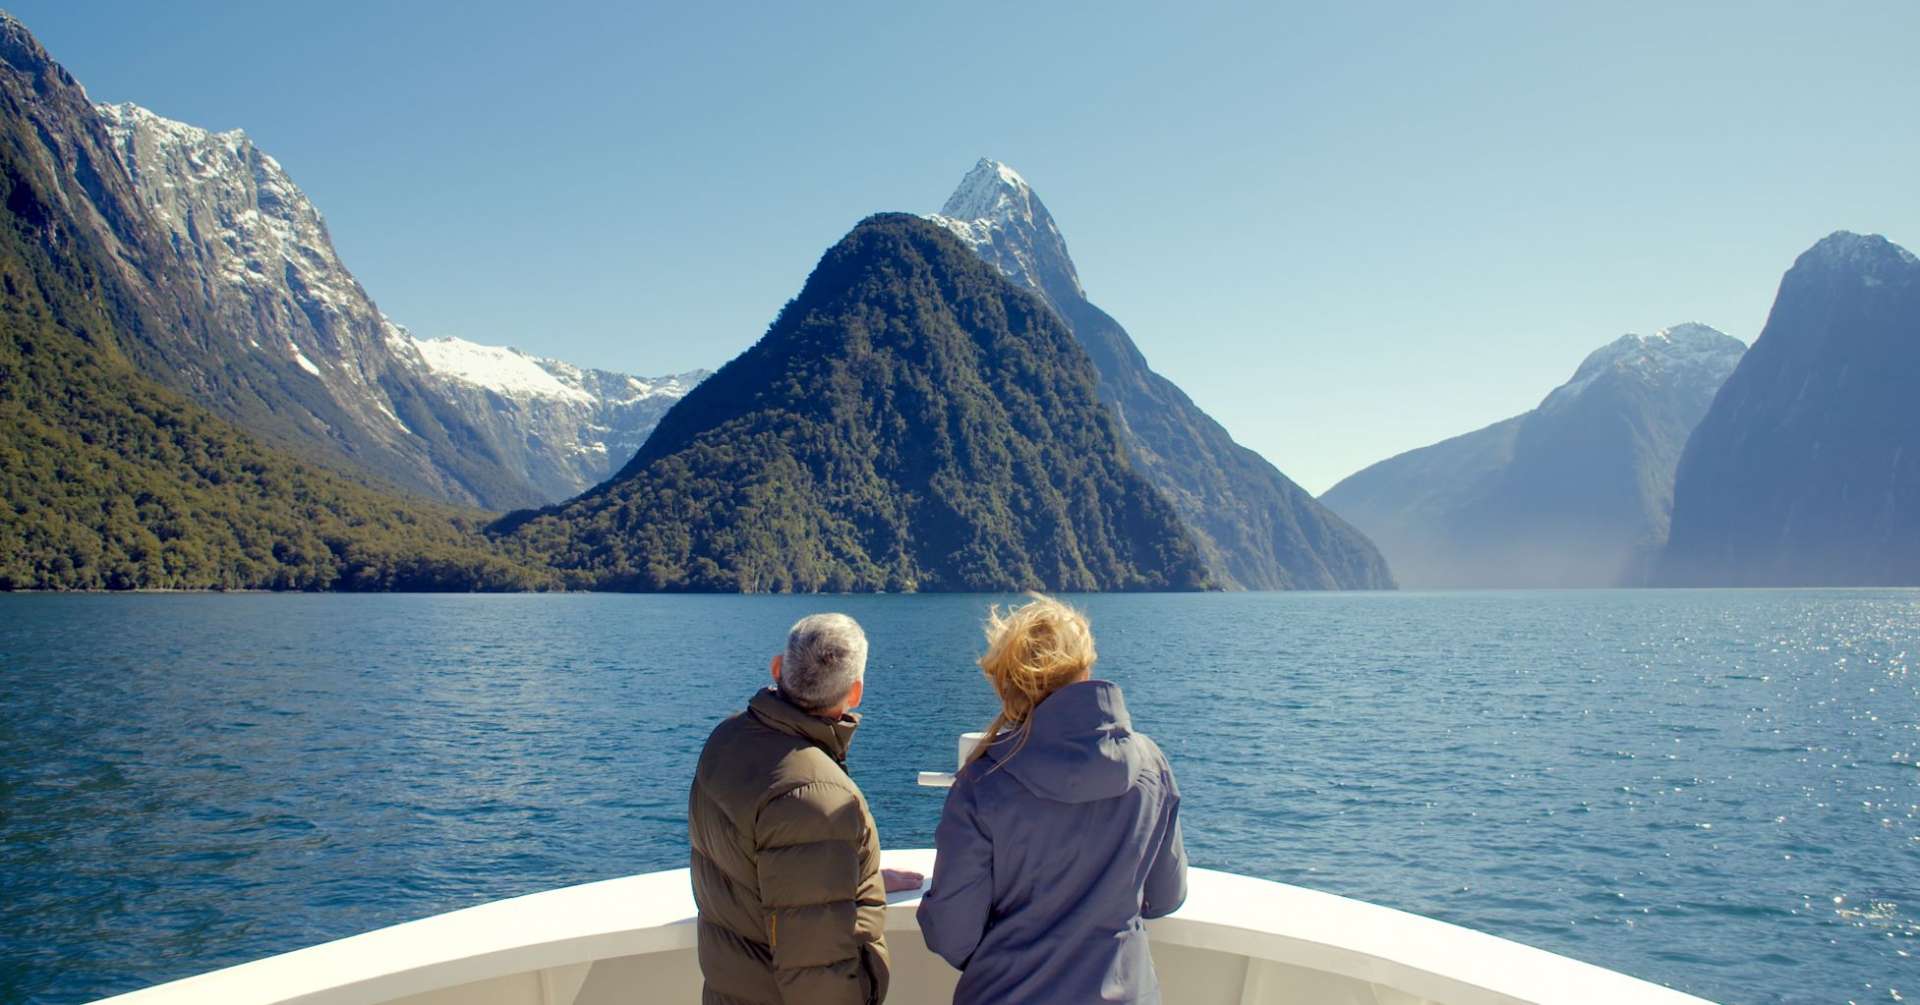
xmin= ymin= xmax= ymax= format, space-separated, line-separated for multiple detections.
xmin=968 ymin=593 xmax=1097 ymax=766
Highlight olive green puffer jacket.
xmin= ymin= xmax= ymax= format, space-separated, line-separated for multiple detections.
xmin=689 ymin=688 xmax=891 ymax=1005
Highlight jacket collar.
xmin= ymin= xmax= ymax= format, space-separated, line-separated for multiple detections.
xmin=748 ymin=687 xmax=860 ymax=762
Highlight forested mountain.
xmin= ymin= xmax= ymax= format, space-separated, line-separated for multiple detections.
xmin=496 ymin=214 xmax=1210 ymax=593
xmin=1660 ymin=232 xmax=1920 ymax=586
xmin=0 ymin=22 xmax=550 ymax=591
xmin=1322 ymin=325 xmax=1745 ymax=587
xmin=90 ymin=98 xmax=523 ymax=507
xmin=0 ymin=30 xmax=531 ymax=509
xmin=0 ymin=12 xmax=701 ymax=513
xmin=927 ymin=159 xmax=1392 ymax=590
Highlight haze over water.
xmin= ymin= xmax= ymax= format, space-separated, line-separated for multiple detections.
xmin=1 ymin=592 xmax=1914 ymax=1004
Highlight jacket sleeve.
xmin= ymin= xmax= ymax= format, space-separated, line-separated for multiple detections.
xmin=916 ymin=772 xmax=994 ymax=969
xmin=1142 ymin=778 xmax=1187 ymax=919
xmin=755 ymin=780 xmax=885 ymax=1005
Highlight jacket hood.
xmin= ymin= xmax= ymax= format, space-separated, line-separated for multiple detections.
xmin=981 ymin=680 xmax=1144 ymax=803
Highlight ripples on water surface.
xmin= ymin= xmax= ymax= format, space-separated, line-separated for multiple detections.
xmin=1 ymin=591 xmax=1915 ymax=1004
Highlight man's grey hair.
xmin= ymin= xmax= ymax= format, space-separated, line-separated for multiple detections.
xmin=779 ymin=613 xmax=868 ymax=712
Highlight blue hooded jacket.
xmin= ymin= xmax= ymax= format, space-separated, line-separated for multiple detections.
xmin=917 ymin=680 xmax=1187 ymax=1005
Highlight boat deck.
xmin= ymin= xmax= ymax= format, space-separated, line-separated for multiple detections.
xmin=94 ymin=849 xmax=1715 ymax=1005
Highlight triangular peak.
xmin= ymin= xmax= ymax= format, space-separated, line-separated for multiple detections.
xmin=926 ymin=157 xmax=1084 ymax=305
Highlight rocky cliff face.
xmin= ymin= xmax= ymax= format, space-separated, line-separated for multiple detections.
xmin=928 ymin=159 xmax=1393 ymax=589
xmin=499 ymin=214 xmax=1210 ymax=593
xmin=52 ymin=92 xmax=528 ymax=508
xmin=1660 ymin=232 xmax=1920 ymax=585
xmin=1323 ymin=325 xmax=1745 ymax=587
xmin=96 ymin=102 xmax=397 ymax=395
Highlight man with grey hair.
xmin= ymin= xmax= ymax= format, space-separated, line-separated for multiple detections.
xmin=774 ymin=613 xmax=870 ymax=713
xmin=688 ymin=613 xmax=921 ymax=1005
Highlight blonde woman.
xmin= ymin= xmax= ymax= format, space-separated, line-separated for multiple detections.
xmin=918 ymin=595 xmax=1187 ymax=1005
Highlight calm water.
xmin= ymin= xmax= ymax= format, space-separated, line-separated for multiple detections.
xmin=1 ymin=592 xmax=1915 ymax=1004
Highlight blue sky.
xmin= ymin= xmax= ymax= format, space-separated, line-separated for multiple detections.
xmin=18 ymin=1 xmax=1918 ymax=492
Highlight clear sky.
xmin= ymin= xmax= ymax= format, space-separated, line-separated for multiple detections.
xmin=17 ymin=1 xmax=1918 ymax=493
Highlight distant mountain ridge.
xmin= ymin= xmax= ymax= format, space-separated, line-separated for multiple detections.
xmin=928 ymin=159 xmax=1392 ymax=590
xmin=95 ymin=98 xmax=699 ymax=505
xmin=401 ymin=329 xmax=706 ymax=500
xmin=1660 ymin=232 xmax=1920 ymax=585
xmin=25 ymin=4 xmax=1912 ymax=594
xmin=499 ymin=214 xmax=1210 ymax=593
xmin=1322 ymin=324 xmax=1745 ymax=587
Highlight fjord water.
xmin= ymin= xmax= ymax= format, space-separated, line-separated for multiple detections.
xmin=1 ymin=593 xmax=1913 ymax=1004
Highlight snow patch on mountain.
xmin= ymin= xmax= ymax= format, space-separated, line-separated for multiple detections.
xmin=403 ymin=330 xmax=701 ymax=408
xmin=408 ymin=334 xmax=596 ymax=405
xmin=290 ymin=343 xmax=322 ymax=376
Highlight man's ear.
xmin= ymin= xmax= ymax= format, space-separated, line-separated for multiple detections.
xmin=770 ymin=653 xmax=783 ymax=684
xmin=844 ymin=677 xmax=864 ymax=711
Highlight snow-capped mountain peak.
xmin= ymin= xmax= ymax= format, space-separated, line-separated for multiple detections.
xmin=1796 ymin=231 xmax=1919 ymax=293
xmin=925 ymin=157 xmax=1084 ymax=304
xmin=939 ymin=158 xmax=1035 ymax=222
xmin=1540 ymin=323 xmax=1745 ymax=412
xmin=1803 ymin=230 xmax=1918 ymax=267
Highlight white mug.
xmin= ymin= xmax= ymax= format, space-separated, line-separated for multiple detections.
xmin=956 ymin=731 xmax=987 ymax=770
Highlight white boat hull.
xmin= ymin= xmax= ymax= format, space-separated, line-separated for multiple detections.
xmin=93 ymin=850 xmax=1714 ymax=1005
